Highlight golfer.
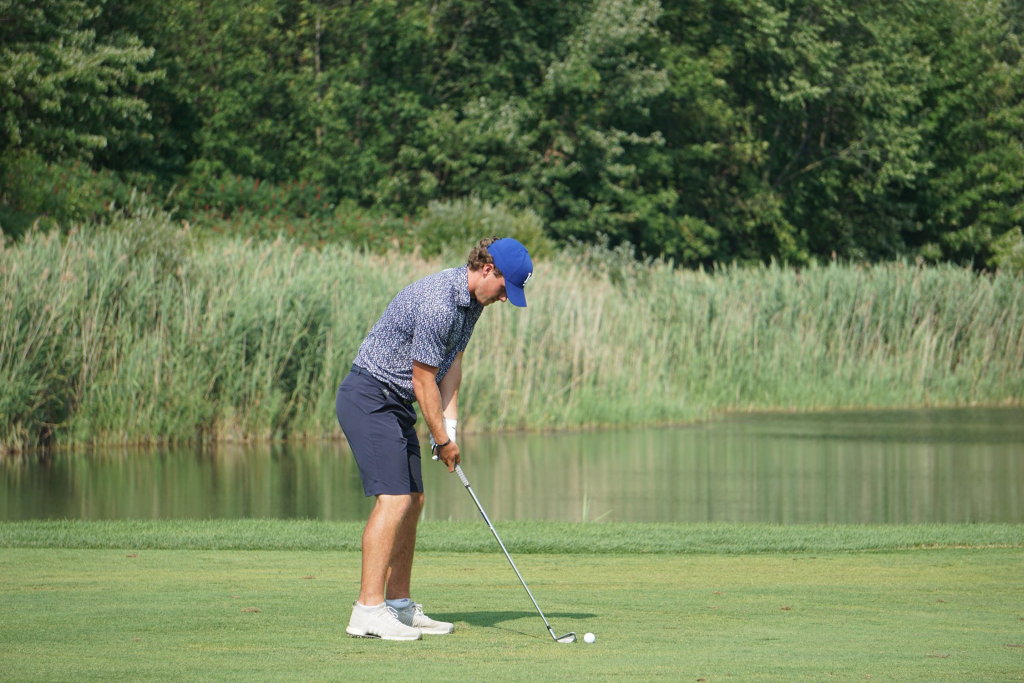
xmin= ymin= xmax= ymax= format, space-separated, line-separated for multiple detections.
xmin=336 ymin=237 xmax=533 ymax=641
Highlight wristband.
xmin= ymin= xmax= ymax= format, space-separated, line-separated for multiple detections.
xmin=430 ymin=438 xmax=451 ymax=456
xmin=444 ymin=417 xmax=458 ymax=444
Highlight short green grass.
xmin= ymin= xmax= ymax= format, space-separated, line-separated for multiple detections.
xmin=2 ymin=549 xmax=1023 ymax=681
xmin=1 ymin=523 xmax=1023 ymax=680
xmin=3 ymin=520 xmax=1024 ymax=554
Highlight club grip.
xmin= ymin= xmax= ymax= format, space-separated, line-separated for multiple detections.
xmin=455 ymin=464 xmax=470 ymax=488
xmin=433 ymin=455 xmax=470 ymax=487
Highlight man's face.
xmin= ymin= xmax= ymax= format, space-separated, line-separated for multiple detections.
xmin=476 ymin=265 xmax=507 ymax=306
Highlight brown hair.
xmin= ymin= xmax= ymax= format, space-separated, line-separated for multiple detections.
xmin=467 ymin=237 xmax=504 ymax=275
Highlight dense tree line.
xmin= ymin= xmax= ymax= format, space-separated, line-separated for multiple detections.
xmin=1 ymin=0 xmax=1022 ymax=267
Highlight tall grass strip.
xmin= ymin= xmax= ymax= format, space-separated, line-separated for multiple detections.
xmin=2 ymin=224 xmax=1023 ymax=452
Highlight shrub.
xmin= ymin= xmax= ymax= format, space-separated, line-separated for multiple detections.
xmin=414 ymin=197 xmax=554 ymax=262
xmin=989 ymin=228 xmax=1024 ymax=272
xmin=0 ymin=152 xmax=153 ymax=239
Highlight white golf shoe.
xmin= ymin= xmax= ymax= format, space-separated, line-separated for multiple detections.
xmin=346 ymin=602 xmax=422 ymax=641
xmin=393 ymin=602 xmax=454 ymax=635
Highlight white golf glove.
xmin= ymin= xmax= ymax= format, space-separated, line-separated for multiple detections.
xmin=429 ymin=418 xmax=458 ymax=454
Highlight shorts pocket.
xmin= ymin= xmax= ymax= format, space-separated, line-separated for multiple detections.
xmin=339 ymin=375 xmax=389 ymax=414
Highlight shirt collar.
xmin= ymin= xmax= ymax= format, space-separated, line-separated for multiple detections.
xmin=454 ymin=265 xmax=479 ymax=310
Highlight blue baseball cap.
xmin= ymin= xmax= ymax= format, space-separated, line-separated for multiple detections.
xmin=488 ymin=238 xmax=533 ymax=307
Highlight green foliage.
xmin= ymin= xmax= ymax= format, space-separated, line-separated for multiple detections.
xmin=918 ymin=0 xmax=1024 ymax=265
xmin=520 ymin=0 xmax=670 ymax=246
xmin=109 ymin=203 xmax=191 ymax=281
xmin=173 ymin=172 xmax=422 ymax=251
xmin=177 ymin=173 xmax=335 ymax=223
xmin=193 ymin=210 xmax=415 ymax=254
xmin=415 ymin=197 xmax=554 ymax=261
xmin=563 ymin=234 xmax=652 ymax=289
xmin=0 ymin=151 xmax=150 ymax=239
xmin=0 ymin=0 xmax=159 ymax=161
xmin=3 ymin=0 xmax=1023 ymax=268
xmin=989 ymin=227 xmax=1024 ymax=272
xmin=3 ymin=229 xmax=1022 ymax=452
xmin=653 ymin=0 xmax=937 ymax=264
xmin=0 ymin=207 xmax=189 ymax=450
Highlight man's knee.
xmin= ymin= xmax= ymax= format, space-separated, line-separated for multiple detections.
xmin=376 ymin=493 xmax=415 ymax=517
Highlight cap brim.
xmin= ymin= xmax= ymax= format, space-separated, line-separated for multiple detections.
xmin=506 ymin=281 xmax=527 ymax=307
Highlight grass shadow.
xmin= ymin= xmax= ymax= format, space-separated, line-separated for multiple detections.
xmin=431 ymin=611 xmax=597 ymax=628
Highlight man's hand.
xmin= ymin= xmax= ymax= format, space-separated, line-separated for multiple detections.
xmin=434 ymin=440 xmax=461 ymax=473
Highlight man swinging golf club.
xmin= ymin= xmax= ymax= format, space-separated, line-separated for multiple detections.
xmin=336 ymin=237 xmax=533 ymax=640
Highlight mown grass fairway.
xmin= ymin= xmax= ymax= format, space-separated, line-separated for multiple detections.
xmin=2 ymin=542 xmax=1022 ymax=680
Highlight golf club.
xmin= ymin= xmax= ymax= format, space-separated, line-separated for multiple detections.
xmin=433 ymin=454 xmax=577 ymax=644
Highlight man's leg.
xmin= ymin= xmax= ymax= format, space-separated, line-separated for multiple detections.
xmin=358 ymin=494 xmax=412 ymax=606
xmin=384 ymin=492 xmax=454 ymax=634
xmin=385 ymin=492 xmax=424 ymax=600
xmin=347 ymin=492 xmax=423 ymax=639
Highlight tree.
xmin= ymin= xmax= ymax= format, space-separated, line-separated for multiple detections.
xmin=0 ymin=0 xmax=159 ymax=162
xmin=917 ymin=0 xmax=1024 ymax=265
xmin=653 ymin=0 xmax=936 ymax=266
xmin=364 ymin=0 xmax=670 ymax=248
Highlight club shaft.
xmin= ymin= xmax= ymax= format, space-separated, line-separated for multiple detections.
xmin=455 ymin=464 xmax=558 ymax=638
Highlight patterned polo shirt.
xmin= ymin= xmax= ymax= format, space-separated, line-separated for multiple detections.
xmin=353 ymin=265 xmax=484 ymax=402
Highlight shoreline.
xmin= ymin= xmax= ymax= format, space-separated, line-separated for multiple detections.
xmin=3 ymin=399 xmax=1021 ymax=459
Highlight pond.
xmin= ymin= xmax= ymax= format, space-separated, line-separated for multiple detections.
xmin=1 ymin=407 xmax=1021 ymax=524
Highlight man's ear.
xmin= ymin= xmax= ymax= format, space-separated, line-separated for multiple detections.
xmin=481 ymin=263 xmax=495 ymax=277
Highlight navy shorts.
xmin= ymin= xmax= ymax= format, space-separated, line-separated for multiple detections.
xmin=336 ymin=365 xmax=423 ymax=497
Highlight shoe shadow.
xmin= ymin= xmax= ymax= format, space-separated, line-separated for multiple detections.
xmin=430 ymin=610 xmax=597 ymax=638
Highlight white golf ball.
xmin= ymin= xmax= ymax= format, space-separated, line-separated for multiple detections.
xmin=583 ymin=632 xmax=596 ymax=644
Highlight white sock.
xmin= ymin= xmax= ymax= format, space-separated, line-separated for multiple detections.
xmin=355 ymin=601 xmax=384 ymax=612
xmin=386 ymin=598 xmax=412 ymax=610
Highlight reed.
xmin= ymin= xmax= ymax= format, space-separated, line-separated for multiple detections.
xmin=2 ymin=221 xmax=1022 ymax=452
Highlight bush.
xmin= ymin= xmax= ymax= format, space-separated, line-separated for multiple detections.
xmin=0 ymin=152 xmax=153 ymax=239
xmin=414 ymin=197 xmax=554 ymax=262
xmin=563 ymin=234 xmax=652 ymax=289
xmin=187 ymin=206 xmax=415 ymax=252
xmin=175 ymin=174 xmax=419 ymax=251
xmin=989 ymin=228 xmax=1024 ymax=272
xmin=175 ymin=173 xmax=335 ymax=223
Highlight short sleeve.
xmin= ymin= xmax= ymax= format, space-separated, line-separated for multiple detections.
xmin=411 ymin=300 xmax=455 ymax=369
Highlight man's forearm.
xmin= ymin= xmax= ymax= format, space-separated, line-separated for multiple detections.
xmin=412 ymin=362 xmax=448 ymax=446
xmin=438 ymin=353 xmax=462 ymax=421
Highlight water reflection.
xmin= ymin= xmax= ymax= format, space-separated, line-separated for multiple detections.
xmin=1 ymin=408 xmax=1021 ymax=524
xmin=0 ymin=445 xmax=373 ymax=521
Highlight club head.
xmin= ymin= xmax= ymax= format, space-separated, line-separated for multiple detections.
xmin=555 ymin=632 xmax=577 ymax=644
